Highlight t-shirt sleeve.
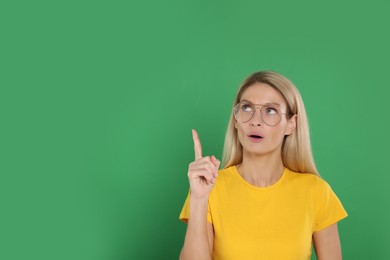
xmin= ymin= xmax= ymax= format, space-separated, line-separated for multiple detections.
xmin=314 ymin=178 xmax=348 ymax=232
xmin=179 ymin=189 xmax=213 ymax=224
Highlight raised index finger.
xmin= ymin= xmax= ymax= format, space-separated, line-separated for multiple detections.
xmin=192 ymin=129 xmax=202 ymax=160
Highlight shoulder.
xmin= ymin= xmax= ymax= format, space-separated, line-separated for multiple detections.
xmin=285 ymin=168 xmax=331 ymax=192
xmin=285 ymin=168 xmax=321 ymax=183
xmin=210 ymin=165 xmax=237 ymax=191
xmin=217 ymin=165 xmax=236 ymax=179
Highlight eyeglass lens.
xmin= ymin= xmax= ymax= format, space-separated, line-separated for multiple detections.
xmin=234 ymin=102 xmax=282 ymax=126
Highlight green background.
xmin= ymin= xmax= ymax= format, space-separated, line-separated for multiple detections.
xmin=1 ymin=0 xmax=389 ymax=259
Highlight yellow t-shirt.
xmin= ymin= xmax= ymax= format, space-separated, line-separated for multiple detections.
xmin=179 ymin=165 xmax=348 ymax=260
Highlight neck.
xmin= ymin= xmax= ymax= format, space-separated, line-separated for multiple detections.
xmin=237 ymin=149 xmax=285 ymax=187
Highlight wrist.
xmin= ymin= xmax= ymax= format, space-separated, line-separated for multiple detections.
xmin=190 ymin=193 xmax=209 ymax=203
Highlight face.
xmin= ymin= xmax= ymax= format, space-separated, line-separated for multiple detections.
xmin=234 ymin=82 xmax=297 ymax=157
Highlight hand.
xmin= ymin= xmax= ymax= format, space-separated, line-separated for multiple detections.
xmin=187 ymin=129 xmax=220 ymax=199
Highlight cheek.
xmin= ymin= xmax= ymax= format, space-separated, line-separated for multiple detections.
xmin=234 ymin=120 xmax=242 ymax=131
xmin=269 ymin=125 xmax=288 ymax=140
xmin=235 ymin=124 xmax=246 ymax=141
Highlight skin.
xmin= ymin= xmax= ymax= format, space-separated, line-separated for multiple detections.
xmin=180 ymin=82 xmax=343 ymax=260
xmin=234 ymin=82 xmax=297 ymax=187
xmin=179 ymin=129 xmax=218 ymax=260
xmin=313 ymin=223 xmax=343 ymax=260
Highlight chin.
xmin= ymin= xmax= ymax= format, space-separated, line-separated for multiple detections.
xmin=243 ymin=147 xmax=268 ymax=156
xmin=243 ymin=144 xmax=281 ymax=157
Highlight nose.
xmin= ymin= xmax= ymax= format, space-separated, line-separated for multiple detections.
xmin=249 ymin=109 xmax=262 ymax=126
xmin=250 ymin=121 xmax=262 ymax=126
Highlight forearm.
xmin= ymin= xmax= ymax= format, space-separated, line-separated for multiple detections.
xmin=180 ymin=196 xmax=212 ymax=260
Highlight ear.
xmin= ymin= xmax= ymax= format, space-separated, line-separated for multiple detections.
xmin=234 ymin=118 xmax=238 ymax=129
xmin=284 ymin=114 xmax=297 ymax=136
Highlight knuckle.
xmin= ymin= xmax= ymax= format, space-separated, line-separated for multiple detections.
xmin=203 ymin=165 xmax=212 ymax=174
xmin=206 ymin=161 xmax=216 ymax=171
xmin=203 ymin=164 xmax=211 ymax=171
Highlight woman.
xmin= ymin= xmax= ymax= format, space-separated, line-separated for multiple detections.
xmin=179 ymin=71 xmax=348 ymax=260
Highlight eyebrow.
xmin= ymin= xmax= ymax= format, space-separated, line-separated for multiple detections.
xmin=240 ymin=99 xmax=282 ymax=107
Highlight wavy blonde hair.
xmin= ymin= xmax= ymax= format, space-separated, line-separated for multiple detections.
xmin=221 ymin=70 xmax=319 ymax=176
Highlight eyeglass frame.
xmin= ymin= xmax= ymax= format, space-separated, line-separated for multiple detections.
xmin=233 ymin=101 xmax=291 ymax=126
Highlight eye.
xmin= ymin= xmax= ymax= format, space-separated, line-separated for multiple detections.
xmin=264 ymin=106 xmax=279 ymax=115
xmin=242 ymin=104 xmax=253 ymax=112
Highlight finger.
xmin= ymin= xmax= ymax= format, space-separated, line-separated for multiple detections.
xmin=200 ymin=162 xmax=215 ymax=178
xmin=188 ymin=169 xmax=215 ymax=185
xmin=211 ymin=156 xmax=220 ymax=176
xmin=206 ymin=157 xmax=219 ymax=178
xmin=192 ymin=129 xmax=202 ymax=160
xmin=192 ymin=157 xmax=218 ymax=178
xmin=200 ymin=169 xmax=215 ymax=185
xmin=211 ymin=155 xmax=220 ymax=168
xmin=189 ymin=160 xmax=215 ymax=178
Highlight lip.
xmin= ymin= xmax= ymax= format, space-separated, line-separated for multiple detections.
xmin=247 ymin=132 xmax=264 ymax=143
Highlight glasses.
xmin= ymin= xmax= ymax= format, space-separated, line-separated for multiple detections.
xmin=233 ymin=101 xmax=288 ymax=126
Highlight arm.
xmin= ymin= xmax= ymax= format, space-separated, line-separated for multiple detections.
xmin=179 ymin=197 xmax=214 ymax=260
xmin=313 ymin=223 xmax=342 ymax=260
xmin=180 ymin=130 xmax=219 ymax=260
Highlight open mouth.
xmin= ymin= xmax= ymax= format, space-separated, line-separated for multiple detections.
xmin=249 ymin=135 xmax=263 ymax=139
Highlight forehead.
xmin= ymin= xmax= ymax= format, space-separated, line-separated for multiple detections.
xmin=240 ymin=82 xmax=287 ymax=107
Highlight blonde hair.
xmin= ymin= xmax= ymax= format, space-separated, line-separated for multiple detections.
xmin=221 ymin=70 xmax=319 ymax=176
